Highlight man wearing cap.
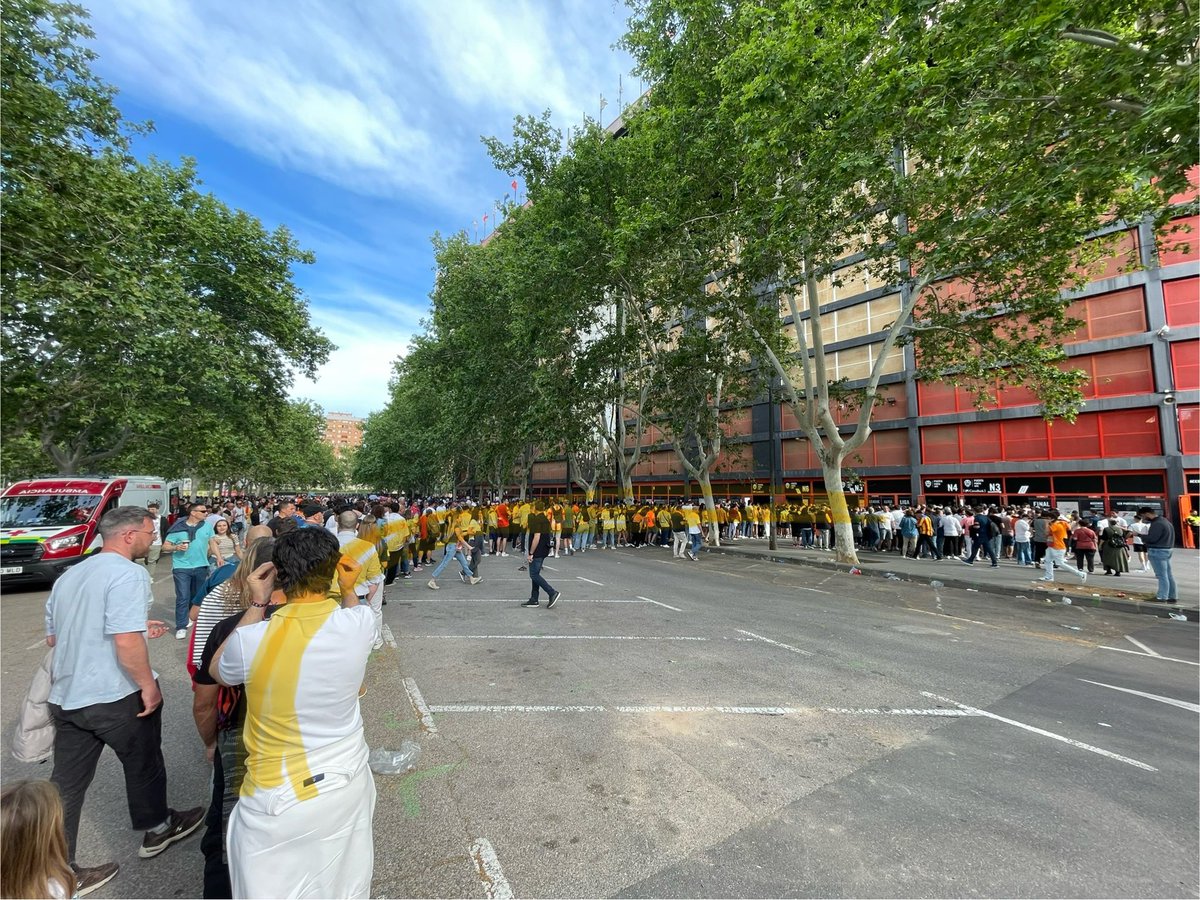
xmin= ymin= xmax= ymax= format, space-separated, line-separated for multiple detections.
xmin=299 ymin=501 xmax=326 ymax=528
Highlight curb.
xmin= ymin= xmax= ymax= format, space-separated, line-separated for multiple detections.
xmin=711 ymin=545 xmax=1199 ymax=623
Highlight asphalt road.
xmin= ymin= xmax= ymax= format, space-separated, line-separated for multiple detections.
xmin=2 ymin=543 xmax=1196 ymax=899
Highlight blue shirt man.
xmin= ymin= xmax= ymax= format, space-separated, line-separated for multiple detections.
xmin=164 ymin=503 xmax=215 ymax=638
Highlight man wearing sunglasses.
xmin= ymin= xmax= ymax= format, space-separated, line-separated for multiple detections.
xmin=164 ymin=503 xmax=216 ymax=640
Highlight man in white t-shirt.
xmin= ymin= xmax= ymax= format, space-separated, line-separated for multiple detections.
xmin=133 ymin=501 xmax=165 ymax=570
xmin=212 ymin=527 xmax=376 ymax=899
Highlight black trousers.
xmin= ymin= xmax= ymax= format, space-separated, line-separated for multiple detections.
xmin=50 ymin=686 xmax=169 ymax=861
xmin=385 ymin=549 xmax=402 ymax=584
xmin=202 ymin=743 xmax=230 ymax=898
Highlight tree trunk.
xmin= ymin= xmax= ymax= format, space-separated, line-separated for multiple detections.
xmin=821 ymin=460 xmax=859 ymax=564
xmin=697 ymin=470 xmax=721 ymax=547
xmin=620 ymin=471 xmax=635 ymax=505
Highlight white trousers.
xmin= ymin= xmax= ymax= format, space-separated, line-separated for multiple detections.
xmin=228 ymin=731 xmax=376 ymax=899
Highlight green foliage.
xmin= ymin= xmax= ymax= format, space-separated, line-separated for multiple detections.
xmin=1 ymin=0 xmax=333 ymax=478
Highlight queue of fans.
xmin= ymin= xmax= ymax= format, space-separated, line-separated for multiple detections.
xmin=5 ymin=490 xmax=1181 ymax=900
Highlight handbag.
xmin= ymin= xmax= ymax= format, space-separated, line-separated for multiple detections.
xmin=12 ymin=648 xmax=55 ymax=763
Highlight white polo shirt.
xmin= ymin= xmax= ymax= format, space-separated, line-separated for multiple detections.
xmin=217 ymin=600 xmax=374 ymax=798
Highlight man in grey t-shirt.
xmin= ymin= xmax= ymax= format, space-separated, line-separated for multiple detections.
xmin=45 ymin=506 xmax=204 ymax=895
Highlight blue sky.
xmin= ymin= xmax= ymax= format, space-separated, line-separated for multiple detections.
xmin=83 ymin=0 xmax=637 ymax=418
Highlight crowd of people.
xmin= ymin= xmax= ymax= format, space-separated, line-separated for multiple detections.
xmin=4 ymin=489 xmax=1183 ymax=900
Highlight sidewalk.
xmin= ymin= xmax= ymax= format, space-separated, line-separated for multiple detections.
xmin=711 ymin=537 xmax=1199 ymax=622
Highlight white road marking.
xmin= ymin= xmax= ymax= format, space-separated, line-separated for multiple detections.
xmin=920 ymin=691 xmax=1157 ymax=771
xmin=403 ymin=677 xmax=438 ymax=734
xmin=1077 ymin=679 xmax=1200 ymax=714
xmin=381 ymin=624 xmax=396 ymax=649
xmin=638 ymin=596 xmax=683 ymax=612
xmin=470 ymin=838 xmax=513 ymax=900
xmin=821 ymin=707 xmax=983 ymax=717
xmin=432 ymin=705 xmax=608 ymax=712
xmin=403 ymin=635 xmax=709 ymax=641
xmin=25 ymin=639 xmax=48 ymax=651
xmin=543 ymin=565 xmax=559 ymax=571
xmin=1098 ymin=646 xmax=1199 ymax=667
xmin=394 ymin=597 xmax=644 ymax=604
xmin=575 ymin=576 xmax=604 ymax=586
xmin=736 ymin=629 xmax=813 ymax=656
xmin=1124 ymin=635 xmax=1161 ymax=657
xmin=795 ymin=587 xmax=832 ymax=594
xmin=425 ymin=703 xmax=982 ymax=717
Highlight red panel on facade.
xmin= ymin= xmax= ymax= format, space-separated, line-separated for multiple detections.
xmin=1172 ymin=341 xmax=1199 ymax=393
xmin=1100 ymin=409 xmax=1161 ymax=458
xmin=1048 ymin=415 xmax=1101 ymax=459
xmin=1179 ymin=405 xmax=1200 ymax=456
xmin=869 ymin=429 xmax=910 ymax=466
xmin=920 ymin=424 xmax=960 ymax=464
xmin=1066 ymin=287 xmax=1147 ymax=342
xmin=1001 ymin=418 xmax=1050 ymax=460
xmin=1158 ymin=216 xmax=1200 ymax=267
xmin=1087 ymin=229 xmax=1141 ymax=282
xmin=961 ymin=421 xmax=1003 ymax=462
xmin=1168 ymin=167 xmax=1200 ymax=206
xmin=1163 ymin=277 xmax=1200 ymax=327
xmin=918 ymin=380 xmax=958 ymax=416
xmin=1083 ymin=346 xmax=1156 ymax=398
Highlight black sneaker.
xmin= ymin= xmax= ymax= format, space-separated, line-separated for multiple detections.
xmin=548 ymin=591 xmax=562 ymax=609
xmin=73 ymin=862 xmax=119 ymax=897
xmin=138 ymin=807 xmax=205 ymax=858
xmin=522 ymin=599 xmax=540 ymax=608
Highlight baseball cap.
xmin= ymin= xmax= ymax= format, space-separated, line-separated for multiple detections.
xmin=300 ymin=501 xmax=324 ymax=518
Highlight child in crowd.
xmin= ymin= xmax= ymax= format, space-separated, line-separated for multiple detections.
xmin=1 ymin=780 xmax=77 ymax=899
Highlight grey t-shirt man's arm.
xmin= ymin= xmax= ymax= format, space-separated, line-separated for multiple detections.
xmin=45 ymin=553 xmax=155 ymax=710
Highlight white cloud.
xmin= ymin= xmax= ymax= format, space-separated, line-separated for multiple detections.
xmin=86 ymin=0 xmax=633 ymax=208
xmin=291 ymin=312 xmax=410 ymax=418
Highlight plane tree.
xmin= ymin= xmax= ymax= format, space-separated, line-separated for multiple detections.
xmin=623 ymin=0 xmax=1197 ymax=562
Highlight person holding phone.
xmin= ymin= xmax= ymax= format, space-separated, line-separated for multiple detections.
xmin=211 ymin=528 xmax=376 ymax=899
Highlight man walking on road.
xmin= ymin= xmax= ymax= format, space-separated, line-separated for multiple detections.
xmin=45 ymin=507 xmax=205 ymax=896
xmin=164 ymin=503 xmax=215 ymax=640
xmin=523 ymin=499 xmax=561 ymax=608
xmin=1040 ymin=509 xmax=1087 ymax=584
xmin=426 ymin=503 xmax=482 ymax=590
xmin=1139 ymin=507 xmax=1178 ymax=603
xmin=132 ymin=500 xmax=165 ymax=571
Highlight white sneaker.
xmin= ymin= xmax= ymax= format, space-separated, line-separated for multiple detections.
xmin=175 ymin=628 xmax=186 ymax=640
xmin=469 ymin=575 xmax=482 ymax=585
xmin=501 ymin=552 xmax=509 ymax=557
xmin=427 ymin=579 xmax=439 ymax=590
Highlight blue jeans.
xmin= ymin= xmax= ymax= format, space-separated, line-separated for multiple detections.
xmin=430 ymin=544 xmax=473 ymax=580
xmin=1147 ymin=548 xmax=1177 ymax=600
xmin=689 ymin=532 xmax=702 ymax=555
xmin=967 ymin=538 xmax=998 ymax=566
xmin=172 ymin=566 xmax=208 ymax=629
xmin=1015 ymin=541 xmax=1032 ymax=565
xmin=528 ymin=556 xmax=556 ymax=600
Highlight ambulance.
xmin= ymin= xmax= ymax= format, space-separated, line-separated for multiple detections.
xmin=0 ymin=475 xmax=180 ymax=585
